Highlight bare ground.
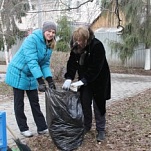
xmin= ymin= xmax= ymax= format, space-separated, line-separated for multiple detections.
xmin=25 ymin=88 xmax=151 ymax=151
xmin=1 ymin=66 xmax=151 ymax=150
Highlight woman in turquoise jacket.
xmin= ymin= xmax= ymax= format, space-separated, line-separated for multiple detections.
xmin=5 ymin=21 xmax=57 ymax=137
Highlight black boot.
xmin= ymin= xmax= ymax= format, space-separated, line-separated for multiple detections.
xmin=96 ymin=131 xmax=105 ymax=142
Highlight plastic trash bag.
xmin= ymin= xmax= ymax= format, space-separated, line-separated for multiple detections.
xmin=45 ymin=88 xmax=84 ymax=151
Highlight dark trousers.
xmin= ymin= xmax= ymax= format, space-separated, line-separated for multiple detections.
xmin=13 ymin=88 xmax=47 ymax=132
xmin=80 ymin=86 xmax=106 ymax=132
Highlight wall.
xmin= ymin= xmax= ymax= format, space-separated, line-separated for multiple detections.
xmin=90 ymin=2 xmax=126 ymax=31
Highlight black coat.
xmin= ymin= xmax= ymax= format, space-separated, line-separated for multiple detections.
xmin=64 ymin=37 xmax=111 ymax=115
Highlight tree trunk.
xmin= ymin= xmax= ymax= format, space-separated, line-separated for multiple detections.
xmin=0 ymin=17 xmax=9 ymax=65
xmin=144 ymin=48 xmax=151 ymax=70
xmin=0 ymin=0 xmax=9 ymax=65
xmin=8 ymin=49 xmax=12 ymax=62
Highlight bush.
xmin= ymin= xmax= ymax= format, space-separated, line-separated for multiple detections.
xmin=51 ymin=51 xmax=70 ymax=81
xmin=55 ymin=40 xmax=70 ymax=52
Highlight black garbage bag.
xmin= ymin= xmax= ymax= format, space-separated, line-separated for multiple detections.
xmin=45 ymin=88 xmax=84 ymax=151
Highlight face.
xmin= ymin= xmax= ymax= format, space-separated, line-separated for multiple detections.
xmin=76 ymin=39 xmax=87 ymax=49
xmin=44 ymin=29 xmax=56 ymax=41
xmin=73 ymin=38 xmax=87 ymax=54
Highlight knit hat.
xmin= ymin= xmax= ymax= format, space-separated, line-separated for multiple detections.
xmin=42 ymin=21 xmax=57 ymax=33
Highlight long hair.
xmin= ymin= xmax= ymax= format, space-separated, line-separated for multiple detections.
xmin=46 ymin=38 xmax=56 ymax=49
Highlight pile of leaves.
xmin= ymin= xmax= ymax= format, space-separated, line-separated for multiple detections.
xmin=26 ymin=89 xmax=151 ymax=151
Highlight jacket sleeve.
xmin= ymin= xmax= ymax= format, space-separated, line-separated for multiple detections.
xmin=64 ymin=51 xmax=79 ymax=80
xmin=22 ymin=35 xmax=43 ymax=79
xmin=82 ymin=42 xmax=106 ymax=83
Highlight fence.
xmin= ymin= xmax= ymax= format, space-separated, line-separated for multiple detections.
xmin=0 ymin=28 xmax=149 ymax=69
xmin=94 ymin=28 xmax=148 ymax=68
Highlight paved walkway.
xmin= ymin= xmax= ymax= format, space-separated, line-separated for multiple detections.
xmin=0 ymin=65 xmax=7 ymax=73
xmin=1 ymin=65 xmax=151 ymax=147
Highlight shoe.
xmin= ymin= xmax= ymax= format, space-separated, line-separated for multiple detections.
xmin=38 ymin=129 xmax=49 ymax=134
xmin=96 ymin=131 xmax=105 ymax=142
xmin=21 ymin=130 xmax=33 ymax=137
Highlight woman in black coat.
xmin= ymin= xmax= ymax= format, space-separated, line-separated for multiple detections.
xmin=62 ymin=26 xmax=111 ymax=142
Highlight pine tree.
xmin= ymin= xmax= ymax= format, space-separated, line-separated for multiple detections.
xmin=56 ymin=15 xmax=72 ymax=52
xmin=0 ymin=0 xmax=30 ymax=51
xmin=103 ymin=0 xmax=151 ymax=65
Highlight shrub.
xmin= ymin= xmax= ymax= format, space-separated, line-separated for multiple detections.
xmin=55 ymin=40 xmax=70 ymax=52
xmin=51 ymin=51 xmax=70 ymax=81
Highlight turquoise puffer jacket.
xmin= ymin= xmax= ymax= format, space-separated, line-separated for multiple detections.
xmin=5 ymin=29 xmax=53 ymax=90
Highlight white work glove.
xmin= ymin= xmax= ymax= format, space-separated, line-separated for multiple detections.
xmin=62 ymin=79 xmax=72 ymax=90
xmin=70 ymin=80 xmax=84 ymax=88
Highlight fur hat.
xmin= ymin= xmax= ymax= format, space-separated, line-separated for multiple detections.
xmin=42 ymin=21 xmax=57 ymax=33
